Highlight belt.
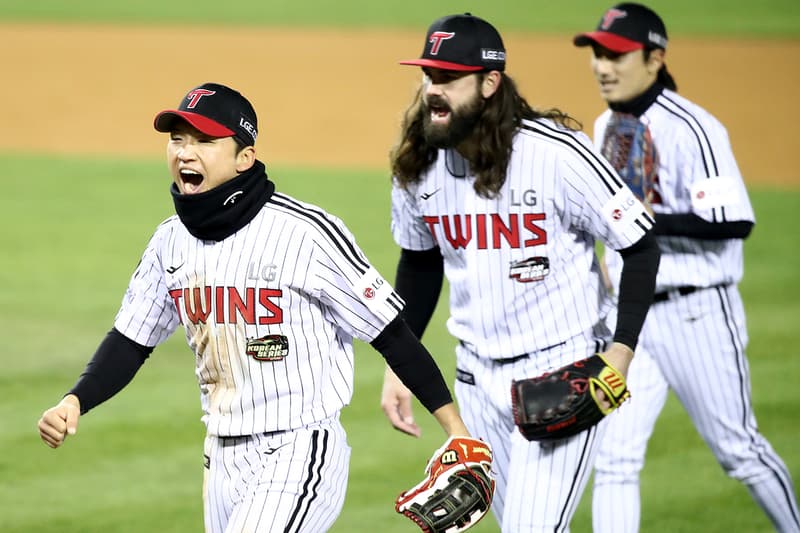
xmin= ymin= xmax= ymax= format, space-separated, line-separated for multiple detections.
xmin=652 ymin=283 xmax=727 ymax=303
xmin=459 ymin=340 xmax=566 ymax=364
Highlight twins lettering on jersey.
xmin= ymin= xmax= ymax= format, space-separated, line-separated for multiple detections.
xmin=423 ymin=212 xmax=547 ymax=249
xmin=168 ymin=286 xmax=283 ymax=326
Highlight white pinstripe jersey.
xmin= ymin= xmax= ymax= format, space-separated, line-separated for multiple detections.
xmin=597 ymin=89 xmax=756 ymax=290
xmin=114 ymin=191 xmax=403 ymax=437
xmin=391 ymin=117 xmax=653 ymax=359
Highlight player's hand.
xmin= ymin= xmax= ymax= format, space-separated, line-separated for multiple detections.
xmin=594 ymin=342 xmax=634 ymax=410
xmin=381 ymin=366 xmax=421 ymax=437
xmin=38 ymin=394 xmax=81 ymax=448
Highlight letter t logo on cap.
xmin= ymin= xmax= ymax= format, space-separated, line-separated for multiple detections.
xmin=428 ymin=31 xmax=455 ymax=55
xmin=601 ymin=8 xmax=627 ymax=30
xmin=186 ymin=89 xmax=216 ymax=109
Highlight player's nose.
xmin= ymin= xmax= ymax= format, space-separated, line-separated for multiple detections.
xmin=177 ymin=143 xmax=198 ymax=161
xmin=592 ymin=56 xmax=614 ymax=75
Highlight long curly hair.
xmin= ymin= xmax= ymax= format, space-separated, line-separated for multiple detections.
xmin=390 ymin=72 xmax=581 ymax=198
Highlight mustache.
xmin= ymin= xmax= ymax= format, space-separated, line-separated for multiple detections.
xmin=424 ymin=95 xmax=451 ymax=111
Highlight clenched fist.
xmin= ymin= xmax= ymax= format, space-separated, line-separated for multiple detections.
xmin=38 ymin=394 xmax=81 ymax=448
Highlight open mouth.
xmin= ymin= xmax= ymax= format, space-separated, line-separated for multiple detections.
xmin=180 ymin=169 xmax=204 ymax=194
xmin=429 ymin=104 xmax=451 ymax=124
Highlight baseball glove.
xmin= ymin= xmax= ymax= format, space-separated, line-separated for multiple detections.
xmin=511 ymin=354 xmax=630 ymax=441
xmin=396 ymin=436 xmax=495 ymax=533
xmin=600 ymin=111 xmax=660 ymax=204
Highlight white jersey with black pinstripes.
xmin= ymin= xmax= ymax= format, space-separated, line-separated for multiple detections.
xmin=597 ymin=88 xmax=755 ymax=290
xmin=391 ymin=117 xmax=653 ymax=359
xmin=114 ymin=191 xmax=403 ymax=437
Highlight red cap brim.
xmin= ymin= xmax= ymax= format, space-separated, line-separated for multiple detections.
xmin=573 ymin=31 xmax=643 ymax=53
xmin=153 ymin=110 xmax=235 ymax=137
xmin=398 ymin=59 xmax=485 ymax=72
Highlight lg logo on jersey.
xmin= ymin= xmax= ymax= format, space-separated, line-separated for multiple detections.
xmin=248 ymin=262 xmax=277 ymax=282
xmin=611 ymin=196 xmax=637 ymax=221
xmin=611 ymin=195 xmax=636 ymax=220
xmin=510 ymin=189 xmax=537 ymax=206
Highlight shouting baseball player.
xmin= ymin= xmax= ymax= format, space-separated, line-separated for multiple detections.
xmin=573 ymin=4 xmax=800 ymax=532
xmin=37 ymin=82 xmax=493 ymax=533
xmin=380 ymin=13 xmax=661 ymax=532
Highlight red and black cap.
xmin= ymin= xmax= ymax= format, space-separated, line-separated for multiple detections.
xmin=400 ymin=13 xmax=506 ymax=72
xmin=154 ymin=82 xmax=258 ymax=146
xmin=573 ymin=3 xmax=667 ymax=53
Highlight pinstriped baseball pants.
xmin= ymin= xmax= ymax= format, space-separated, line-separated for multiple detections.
xmin=203 ymin=415 xmax=351 ymax=533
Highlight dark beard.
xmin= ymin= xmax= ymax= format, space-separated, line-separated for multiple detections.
xmin=422 ymin=92 xmax=483 ymax=149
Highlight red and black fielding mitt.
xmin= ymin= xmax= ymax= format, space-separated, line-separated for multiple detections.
xmin=511 ymin=354 xmax=630 ymax=441
xmin=396 ymin=436 xmax=495 ymax=533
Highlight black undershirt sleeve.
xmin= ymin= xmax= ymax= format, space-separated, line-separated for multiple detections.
xmin=654 ymin=213 xmax=753 ymax=240
xmin=395 ymin=247 xmax=444 ymax=338
xmin=613 ymin=231 xmax=661 ymax=349
xmin=68 ymin=328 xmax=153 ymax=414
xmin=370 ymin=316 xmax=453 ymax=413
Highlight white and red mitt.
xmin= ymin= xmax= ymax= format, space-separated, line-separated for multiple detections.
xmin=396 ymin=436 xmax=495 ymax=533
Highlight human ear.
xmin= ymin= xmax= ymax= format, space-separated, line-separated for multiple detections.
xmin=647 ymin=48 xmax=665 ymax=74
xmin=481 ymin=71 xmax=502 ymax=98
xmin=235 ymin=146 xmax=256 ymax=172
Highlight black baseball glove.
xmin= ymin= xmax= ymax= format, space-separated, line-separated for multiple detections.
xmin=511 ymin=354 xmax=630 ymax=441
xmin=395 ymin=436 xmax=495 ymax=533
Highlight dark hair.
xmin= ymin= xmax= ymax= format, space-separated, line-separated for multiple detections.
xmin=233 ymin=136 xmax=250 ymax=154
xmin=644 ymin=48 xmax=677 ymax=91
xmin=391 ymin=72 xmax=581 ymax=198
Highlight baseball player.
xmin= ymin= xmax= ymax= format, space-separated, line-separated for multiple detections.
xmin=573 ymin=4 xmax=800 ymax=532
xmin=379 ymin=13 xmax=661 ymax=532
xmin=37 ymin=82 xmax=479 ymax=533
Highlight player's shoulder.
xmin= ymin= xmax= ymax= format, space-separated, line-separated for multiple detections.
xmin=267 ymin=191 xmax=354 ymax=242
xmin=148 ymin=214 xmax=182 ymax=241
xmin=518 ymin=117 xmax=593 ymax=150
xmin=593 ymin=108 xmax=613 ymax=129
xmin=651 ymin=89 xmax=727 ymax=133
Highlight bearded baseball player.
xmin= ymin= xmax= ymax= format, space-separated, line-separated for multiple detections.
xmin=37 ymin=82 xmax=493 ymax=533
xmin=380 ymin=13 xmax=661 ymax=532
xmin=573 ymin=4 xmax=800 ymax=532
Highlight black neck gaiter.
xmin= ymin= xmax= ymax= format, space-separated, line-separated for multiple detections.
xmin=609 ymin=82 xmax=664 ymax=117
xmin=171 ymin=159 xmax=274 ymax=241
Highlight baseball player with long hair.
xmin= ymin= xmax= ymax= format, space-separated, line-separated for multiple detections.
xmin=37 ymin=82 xmax=485 ymax=533
xmin=573 ymin=4 xmax=800 ymax=532
xmin=380 ymin=13 xmax=661 ymax=532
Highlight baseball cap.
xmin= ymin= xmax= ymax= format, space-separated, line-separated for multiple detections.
xmin=154 ymin=82 xmax=258 ymax=146
xmin=573 ymin=3 xmax=668 ymax=53
xmin=400 ymin=13 xmax=506 ymax=72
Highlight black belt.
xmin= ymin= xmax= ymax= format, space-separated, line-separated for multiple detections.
xmin=653 ymin=284 xmax=727 ymax=303
xmin=459 ymin=340 xmax=565 ymax=364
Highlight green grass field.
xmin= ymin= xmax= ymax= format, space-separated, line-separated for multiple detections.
xmin=0 ymin=0 xmax=798 ymax=36
xmin=2 ymin=154 xmax=798 ymax=532
xmin=2 ymin=2 xmax=799 ymax=532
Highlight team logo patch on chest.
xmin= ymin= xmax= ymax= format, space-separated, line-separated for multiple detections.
xmin=246 ymin=335 xmax=289 ymax=362
xmin=509 ymin=256 xmax=550 ymax=283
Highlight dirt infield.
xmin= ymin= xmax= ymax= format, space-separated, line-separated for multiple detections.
xmin=1 ymin=23 xmax=797 ymax=186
